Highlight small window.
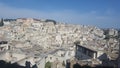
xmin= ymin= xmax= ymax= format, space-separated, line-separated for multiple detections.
xmin=50 ymin=57 xmax=52 ymax=59
xmin=88 ymin=51 xmax=94 ymax=58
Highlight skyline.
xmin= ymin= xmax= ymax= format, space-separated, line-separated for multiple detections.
xmin=0 ymin=0 xmax=120 ymax=28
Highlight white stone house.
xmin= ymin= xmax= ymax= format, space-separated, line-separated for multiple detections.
xmin=75 ymin=44 xmax=107 ymax=65
xmin=45 ymin=49 xmax=75 ymax=65
xmin=0 ymin=41 xmax=9 ymax=51
xmin=0 ymin=44 xmax=9 ymax=51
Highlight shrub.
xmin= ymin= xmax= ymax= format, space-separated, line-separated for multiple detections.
xmin=45 ymin=61 xmax=51 ymax=68
xmin=0 ymin=18 xmax=4 ymax=26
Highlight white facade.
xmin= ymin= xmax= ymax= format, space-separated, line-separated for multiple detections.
xmin=76 ymin=45 xmax=104 ymax=65
xmin=0 ymin=44 xmax=9 ymax=51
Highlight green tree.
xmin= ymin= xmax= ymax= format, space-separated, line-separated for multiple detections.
xmin=0 ymin=18 xmax=4 ymax=26
xmin=45 ymin=19 xmax=57 ymax=25
xmin=45 ymin=61 xmax=51 ymax=68
xmin=62 ymin=61 xmax=65 ymax=66
xmin=74 ymin=40 xmax=80 ymax=45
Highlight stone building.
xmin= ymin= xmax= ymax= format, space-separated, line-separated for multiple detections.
xmin=0 ymin=39 xmax=9 ymax=51
xmin=75 ymin=44 xmax=106 ymax=65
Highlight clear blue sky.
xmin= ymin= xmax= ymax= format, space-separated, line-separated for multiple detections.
xmin=0 ymin=0 xmax=120 ymax=28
